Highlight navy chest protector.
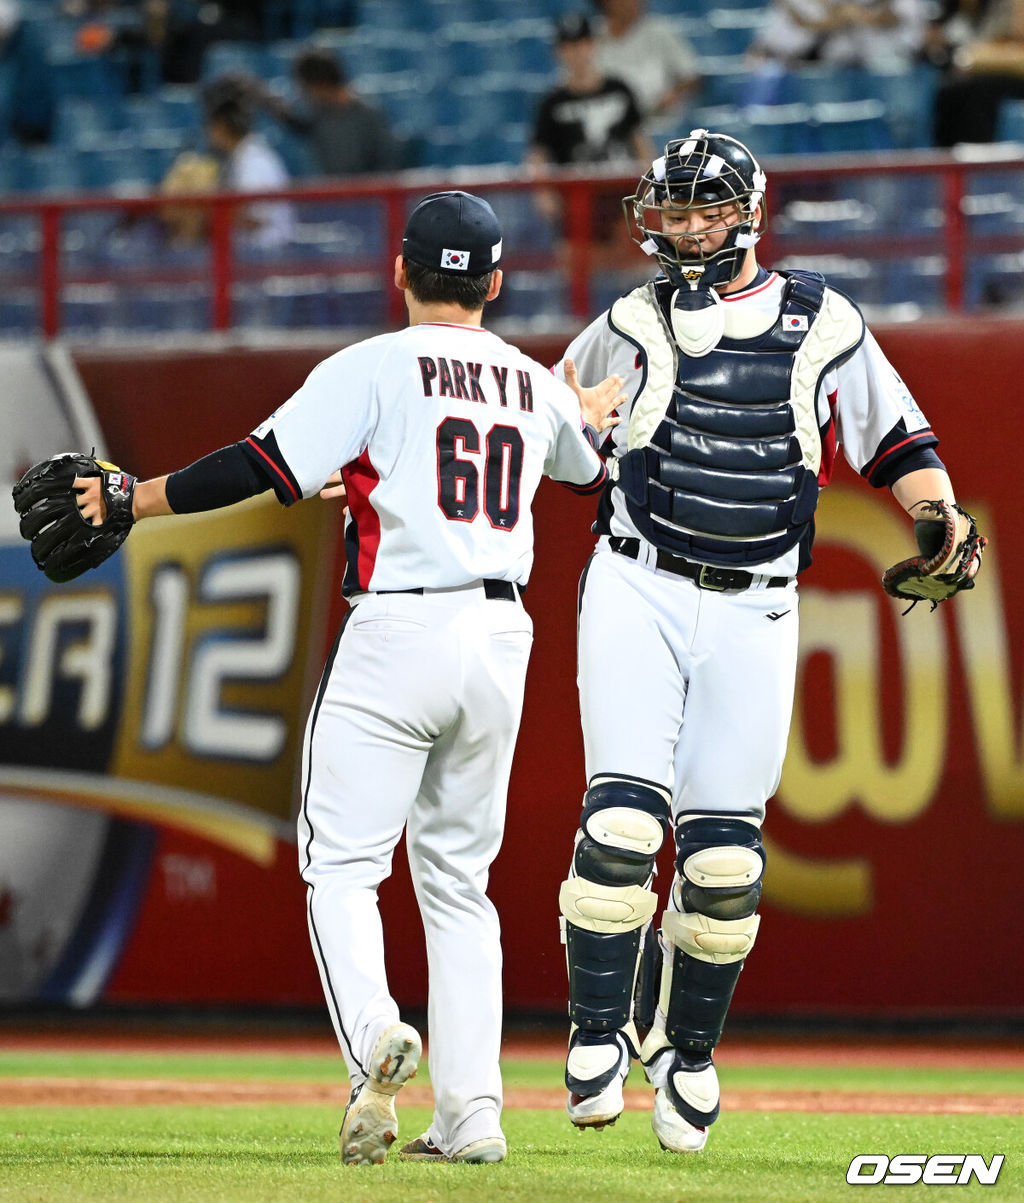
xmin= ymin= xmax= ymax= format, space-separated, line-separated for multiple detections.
xmin=608 ymin=271 xmax=865 ymax=566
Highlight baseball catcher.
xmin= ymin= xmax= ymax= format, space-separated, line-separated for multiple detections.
xmin=12 ymin=452 xmax=136 ymax=583
xmin=882 ymin=499 xmax=987 ymax=609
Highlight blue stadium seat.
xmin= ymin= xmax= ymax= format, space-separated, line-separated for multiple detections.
xmin=53 ymin=98 xmax=117 ymax=146
xmin=965 ymin=252 xmax=1024 ymax=310
xmin=884 ymin=256 xmax=946 ymax=310
xmin=333 ymin=273 xmax=388 ymax=327
xmin=812 ymin=99 xmax=892 ymax=153
xmin=78 ymin=146 xmax=156 ymax=191
xmin=0 ymin=288 xmax=38 ymax=337
xmin=962 ymin=169 xmax=1024 ymax=236
xmin=838 ymin=64 xmax=938 ymax=148
xmin=202 ymin=42 xmax=271 ymax=80
xmin=696 ymin=55 xmax=751 ymax=108
xmin=744 ymin=103 xmax=815 ymax=155
xmin=61 ymin=282 xmax=120 ymax=335
xmin=18 ymin=148 xmax=87 ymax=194
xmin=707 ymin=7 xmax=764 ymax=56
xmin=491 ymin=270 xmax=569 ymax=321
xmin=996 ymin=98 xmax=1024 ymax=144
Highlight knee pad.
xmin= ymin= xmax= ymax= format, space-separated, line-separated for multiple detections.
xmin=559 ymin=778 xmax=669 ymax=1032
xmin=675 ymin=814 xmax=765 ymax=924
xmin=571 ymin=777 xmax=671 ymax=889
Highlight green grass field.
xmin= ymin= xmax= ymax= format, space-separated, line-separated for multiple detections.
xmin=1 ymin=1046 xmax=1021 ymax=1202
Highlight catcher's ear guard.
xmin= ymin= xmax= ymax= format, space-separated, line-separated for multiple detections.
xmin=12 ymin=451 xmax=136 ymax=583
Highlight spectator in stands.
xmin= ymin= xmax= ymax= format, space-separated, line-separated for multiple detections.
xmin=746 ymin=0 xmax=929 ymax=103
xmin=767 ymin=0 xmax=931 ymax=68
xmin=110 ymin=0 xmax=212 ymax=89
xmin=252 ymin=47 xmax=400 ymax=178
xmin=933 ymin=0 xmax=1024 ymax=143
xmin=205 ymin=93 xmax=293 ymax=249
xmin=0 ymin=0 xmax=54 ymax=146
xmin=526 ymin=14 xmax=652 ymax=276
xmin=529 ymin=13 xmax=652 ymax=170
xmin=590 ymin=0 xmax=701 ymax=124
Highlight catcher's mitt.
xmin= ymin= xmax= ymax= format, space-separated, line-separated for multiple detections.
xmin=881 ymin=499 xmax=987 ymax=611
xmin=12 ymin=452 xmax=136 ymax=583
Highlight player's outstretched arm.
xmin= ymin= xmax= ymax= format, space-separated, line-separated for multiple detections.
xmin=563 ymin=358 xmax=624 ymax=434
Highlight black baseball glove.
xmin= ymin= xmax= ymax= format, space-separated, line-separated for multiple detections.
xmin=12 ymin=452 xmax=136 ymax=583
xmin=881 ymin=499 xmax=987 ymax=610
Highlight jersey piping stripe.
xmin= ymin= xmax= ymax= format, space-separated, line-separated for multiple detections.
xmin=342 ymin=448 xmax=382 ymax=591
xmin=557 ymin=463 xmax=608 ymax=496
xmin=722 ymin=271 xmax=779 ymax=301
xmin=419 ymin=322 xmax=489 ymax=331
xmin=864 ymin=429 xmax=936 ymax=483
xmin=299 ymin=611 xmax=365 ymax=1076
xmin=245 ymin=437 xmax=299 ymax=502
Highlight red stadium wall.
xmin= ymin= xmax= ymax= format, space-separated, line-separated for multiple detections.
xmin=63 ymin=315 xmax=1023 ymax=1018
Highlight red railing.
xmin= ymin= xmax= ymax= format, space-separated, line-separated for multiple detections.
xmin=0 ymin=150 xmax=1020 ymax=337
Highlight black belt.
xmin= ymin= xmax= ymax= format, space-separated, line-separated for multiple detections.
xmin=609 ymin=537 xmax=788 ymax=592
xmin=377 ymin=579 xmax=521 ymax=601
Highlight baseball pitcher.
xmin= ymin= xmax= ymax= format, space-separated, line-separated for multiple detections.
xmin=12 ymin=191 xmax=623 ymax=1168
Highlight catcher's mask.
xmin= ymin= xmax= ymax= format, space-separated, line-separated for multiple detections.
xmin=623 ymin=129 xmax=767 ymax=290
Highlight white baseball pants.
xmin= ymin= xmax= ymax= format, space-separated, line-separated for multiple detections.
xmin=578 ymin=547 xmax=800 ymax=823
xmin=298 ymin=584 xmax=532 ymax=1154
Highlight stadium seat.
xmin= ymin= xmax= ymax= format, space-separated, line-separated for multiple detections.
xmin=744 ymin=103 xmax=815 ymax=155
xmin=884 ymin=256 xmax=946 ymax=310
xmin=491 ymin=269 xmax=569 ymax=322
xmin=0 ymin=288 xmax=38 ymax=338
xmin=965 ymin=252 xmax=1024 ymax=310
xmin=962 ymin=168 xmax=1024 ymax=236
xmin=996 ymin=99 xmax=1024 ymax=144
xmin=859 ymin=64 xmax=939 ymax=148
xmin=202 ymin=42 xmax=270 ymax=81
xmin=812 ymin=99 xmax=891 ymax=153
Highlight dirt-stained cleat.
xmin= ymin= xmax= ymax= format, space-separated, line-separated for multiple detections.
xmin=399 ymin=1134 xmax=507 ymax=1162
xmin=340 ymin=1022 xmax=421 ymax=1165
xmin=399 ymin=1135 xmax=446 ymax=1161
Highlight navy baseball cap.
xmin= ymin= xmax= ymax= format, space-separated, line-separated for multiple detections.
xmin=402 ymin=191 xmax=503 ymax=276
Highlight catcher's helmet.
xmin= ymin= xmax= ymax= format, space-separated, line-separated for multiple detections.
xmin=623 ymin=129 xmax=767 ymax=289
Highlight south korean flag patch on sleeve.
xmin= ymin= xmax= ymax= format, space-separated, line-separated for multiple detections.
xmin=784 ymin=313 xmax=809 ymax=331
xmin=441 ymin=248 xmax=470 ymax=271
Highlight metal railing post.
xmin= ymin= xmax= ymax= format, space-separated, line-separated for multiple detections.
xmin=40 ymin=206 xmax=61 ymax=339
xmin=210 ymin=197 xmax=233 ymax=331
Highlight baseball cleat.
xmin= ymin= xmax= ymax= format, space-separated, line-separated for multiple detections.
xmin=451 ymin=1136 xmax=507 ymax=1163
xmin=565 ymin=1030 xmax=631 ymax=1129
xmin=650 ymin=1051 xmax=719 ymax=1154
xmin=340 ymin=1022 xmax=421 ymax=1166
xmin=399 ymin=1134 xmax=507 ymax=1163
xmin=398 ymin=1135 xmax=446 ymax=1161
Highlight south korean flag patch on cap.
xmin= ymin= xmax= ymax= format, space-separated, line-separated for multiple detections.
xmin=441 ymin=248 xmax=470 ymax=271
xmin=784 ymin=313 xmax=808 ymax=331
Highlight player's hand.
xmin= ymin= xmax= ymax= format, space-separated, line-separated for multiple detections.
xmin=73 ymin=476 xmax=105 ymax=526
xmin=564 ymin=359 xmax=625 ymax=434
xmin=319 ymin=470 xmax=349 ymax=513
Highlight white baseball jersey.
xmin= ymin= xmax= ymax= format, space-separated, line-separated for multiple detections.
xmin=250 ymin=321 xmax=605 ymax=594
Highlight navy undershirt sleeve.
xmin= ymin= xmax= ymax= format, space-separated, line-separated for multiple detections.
xmin=165 ymin=442 xmax=273 ymax=514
